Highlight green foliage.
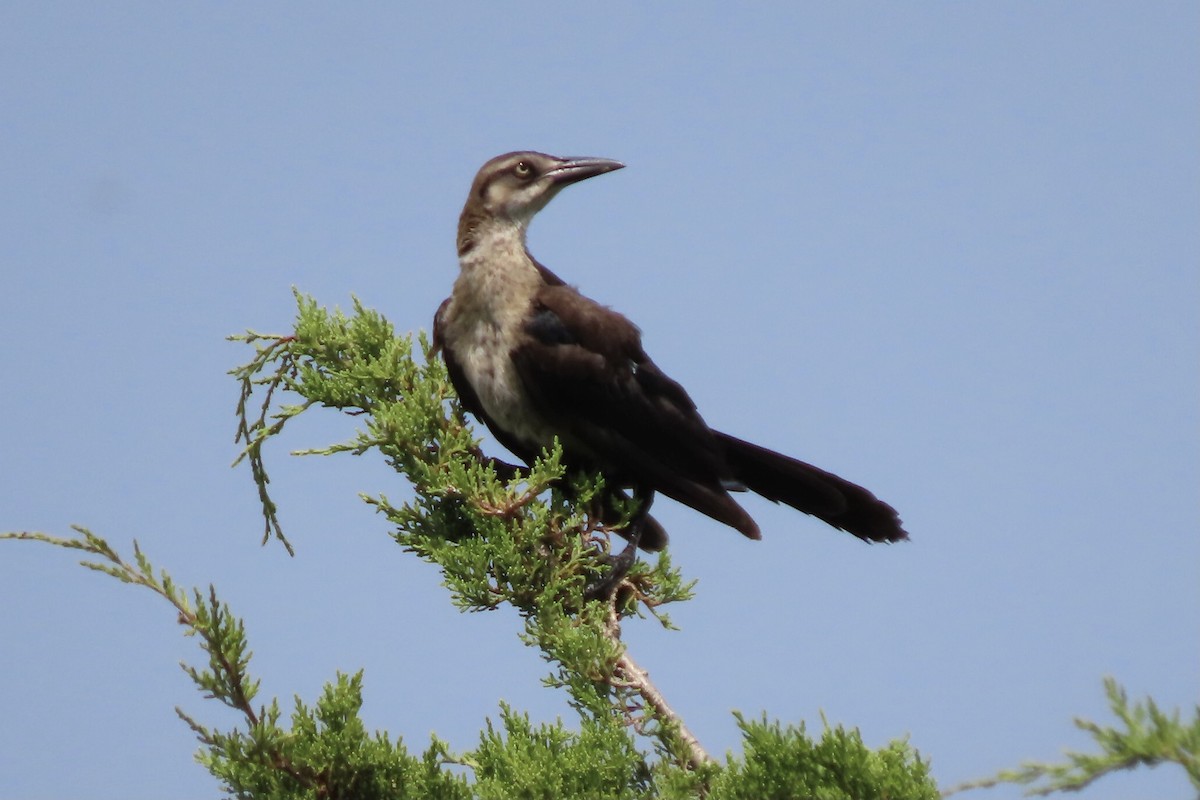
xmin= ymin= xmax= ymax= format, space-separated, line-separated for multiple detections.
xmin=704 ymin=714 xmax=937 ymax=800
xmin=229 ymin=292 xmax=704 ymax=764
xmin=3 ymin=292 xmax=941 ymax=798
xmin=197 ymin=673 xmax=471 ymax=800
xmin=949 ymin=677 xmax=1200 ymax=796
xmin=467 ymin=704 xmax=651 ymax=800
xmin=2 ymin=528 xmax=469 ymax=800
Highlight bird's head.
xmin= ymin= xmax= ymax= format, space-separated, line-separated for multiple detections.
xmin=463 ymin=151 xmax=625 ymax=228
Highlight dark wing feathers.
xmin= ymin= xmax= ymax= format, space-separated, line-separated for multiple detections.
xmin=525 ymin=306 xmax=579 ymax=346
xmin=513 ymin=285 xmax=759 ymax=538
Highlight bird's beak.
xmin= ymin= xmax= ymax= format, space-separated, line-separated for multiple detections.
xmin=546 ymin=156 xmax=625 ymax=187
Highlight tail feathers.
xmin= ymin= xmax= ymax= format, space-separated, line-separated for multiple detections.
xmin=715 ymin=431 xmax=907 ymax=543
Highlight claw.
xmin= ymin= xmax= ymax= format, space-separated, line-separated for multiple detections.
xmin=584 ymin=487 xmax=653 ymax=601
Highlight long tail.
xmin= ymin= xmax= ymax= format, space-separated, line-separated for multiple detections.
xmin=715 ymin=431 xmax=907 ymax=543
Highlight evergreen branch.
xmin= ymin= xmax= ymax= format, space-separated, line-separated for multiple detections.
xmin=604 ymin=599 xmax=712 ymax=771
xmin=2 ymin=527 xmax=467 ymax=799
xmin=228 ymin=328 xmax=305 ymax=555
xmin=1 ymin=529 xmax=301 ymax=779
xmin=945 ymin=676 xmax=1200 ymax=796
xmin=4 ymin=530 xmax=276 ymax=733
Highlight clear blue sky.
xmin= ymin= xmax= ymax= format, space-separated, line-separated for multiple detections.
xmin=2 ymin=3 xmax=1196 ymax=798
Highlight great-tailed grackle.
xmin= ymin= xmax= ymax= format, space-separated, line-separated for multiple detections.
xmin=433 ymin=151 xmax=906 ymax=552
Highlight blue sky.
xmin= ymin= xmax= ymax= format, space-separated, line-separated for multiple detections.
xmin=2 ymin=3 xmax=1197 ymax=798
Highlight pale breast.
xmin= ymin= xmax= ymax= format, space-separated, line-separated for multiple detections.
xmin=453 ymin=316 xmax=556 ymax=450
xmin=444 ymin=232 xmax=559 ymax=451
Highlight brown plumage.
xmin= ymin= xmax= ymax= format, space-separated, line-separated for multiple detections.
xmin=434 ymin=151 xmax=906 ymax=550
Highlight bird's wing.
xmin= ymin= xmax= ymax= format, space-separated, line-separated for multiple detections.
xmin=511 ymin=284 xmax=759 ymax=537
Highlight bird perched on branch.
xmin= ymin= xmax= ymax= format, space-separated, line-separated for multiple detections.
xmin=434 ymin=151 xmax=906 ymax=553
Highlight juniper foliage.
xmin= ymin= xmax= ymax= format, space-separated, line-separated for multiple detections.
xmin=5 ymin=292 xmax=943 ymax=799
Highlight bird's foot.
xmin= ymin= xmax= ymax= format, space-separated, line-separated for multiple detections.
xmin=583 ymin=520 xmax=642 ymax=601
xmin=583 ymin=487 xmax=653 ymax=601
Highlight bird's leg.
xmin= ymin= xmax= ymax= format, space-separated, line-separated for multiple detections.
xmin=584 ymin=486 xmax=655 ymax=601
xmin=467 ymin=447 xmax=523 ymax=482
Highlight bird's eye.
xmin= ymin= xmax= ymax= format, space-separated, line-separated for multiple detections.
xmin=513 ymin=161 xmax=533 ymax=179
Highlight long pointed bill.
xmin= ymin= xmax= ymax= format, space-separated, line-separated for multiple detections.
xmin=546 ymin=156 xmax=625 ymax=187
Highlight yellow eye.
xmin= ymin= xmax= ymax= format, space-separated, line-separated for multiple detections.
xmin=513 ymin=160 xmax=533 ymax=179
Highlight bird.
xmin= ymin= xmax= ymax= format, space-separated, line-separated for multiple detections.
xmin=433 ymin=151 xmax=906 ymax=553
